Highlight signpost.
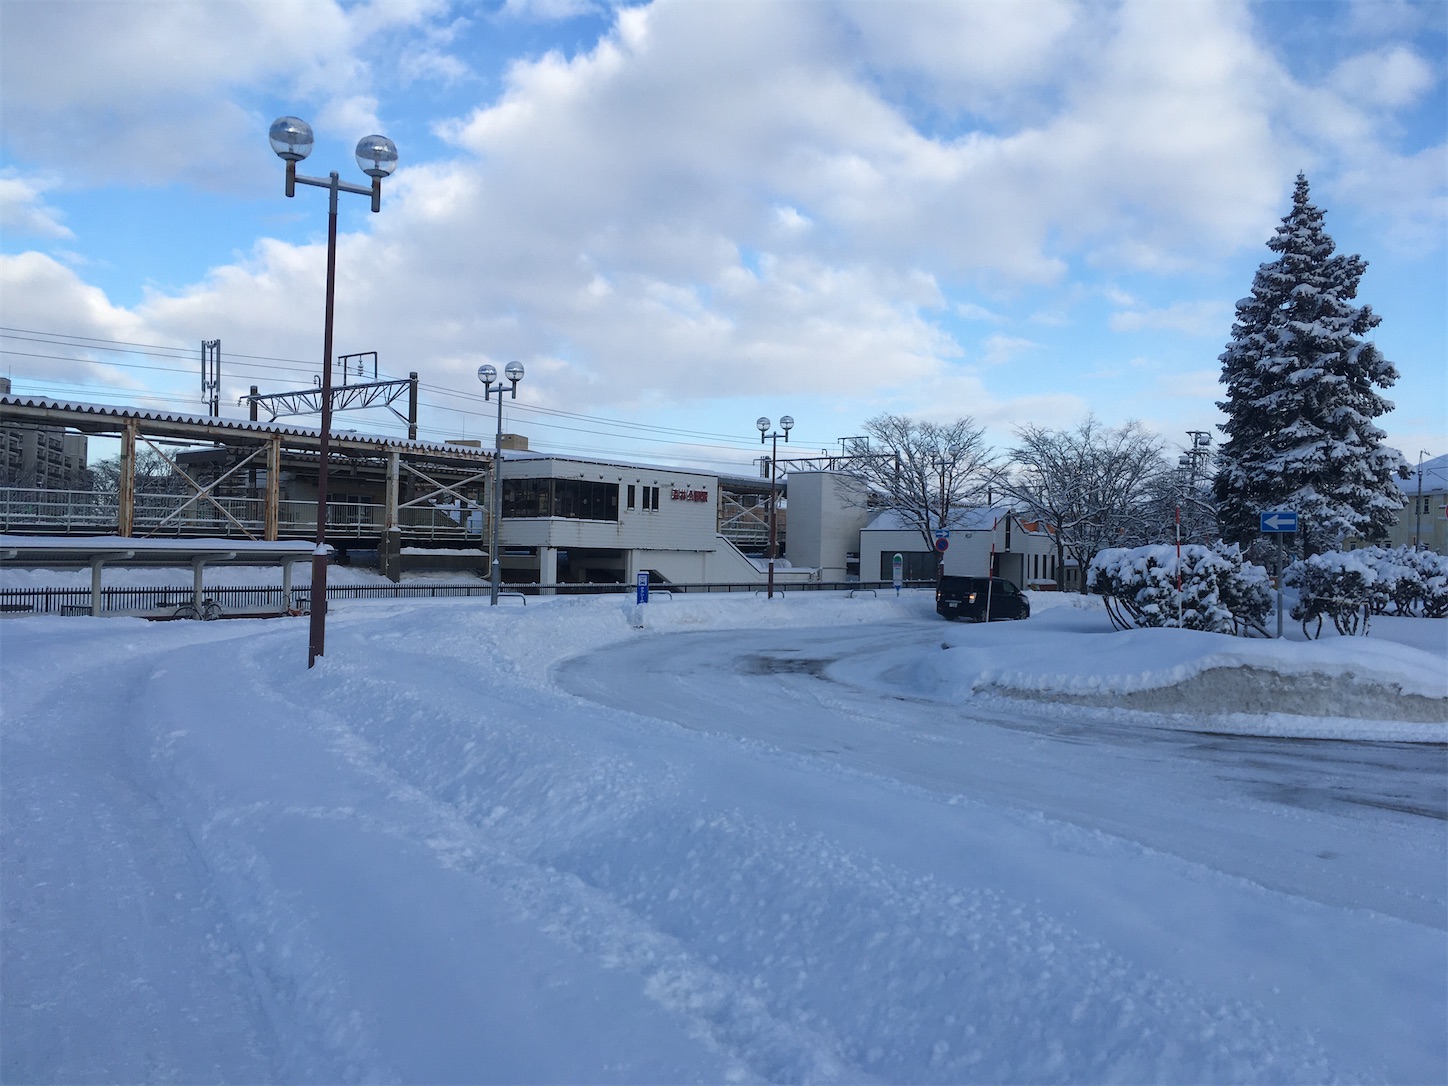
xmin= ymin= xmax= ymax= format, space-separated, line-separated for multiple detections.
xmin=1259 ymin=510 xmax=1298 ymax=638
xmin=1259 ymin=511 xmax=1298 ymax=534
xmin=892 ymin=553 xmax=903 ymax=597
xmin=636 ymin=570 xmax=649 ymax=605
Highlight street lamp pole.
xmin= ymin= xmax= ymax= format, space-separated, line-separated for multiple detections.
xmin=1416 ymin=449 xmax=1431 ymax=551
xmin=270 ymin=116 xmax=398 ymax=669
xmin=479 ymin=362 xmax=524 ymax=604
xmin=756 ymin=415 xmax=793 ymax=599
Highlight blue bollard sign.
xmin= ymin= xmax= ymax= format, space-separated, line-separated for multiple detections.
xmin=636 ymin=570 xmax=649 ymax=604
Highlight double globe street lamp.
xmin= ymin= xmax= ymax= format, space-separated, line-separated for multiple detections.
xmin=269 ymin=116 xmax=398 ymax=668
xmin=478 ymin=362 xmax=524 ymax=605
xmin=757 ymin=415 xmax=793 ymax=599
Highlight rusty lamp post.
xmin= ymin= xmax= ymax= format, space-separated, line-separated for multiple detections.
xmin=269 ymin=115 xmax=398 ymax=667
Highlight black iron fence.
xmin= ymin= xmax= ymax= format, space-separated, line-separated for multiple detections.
xmin=0 ymin=578 xmax=932 ymax=617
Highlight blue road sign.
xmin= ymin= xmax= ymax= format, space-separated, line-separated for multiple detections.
xmin=1259 ymin=510 xmax=1298 ymax=533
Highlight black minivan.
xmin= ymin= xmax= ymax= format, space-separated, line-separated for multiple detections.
xmin=935 ymin=576 xmax=1031 ymax=622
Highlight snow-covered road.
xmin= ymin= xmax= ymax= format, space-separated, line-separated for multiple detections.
xmin=2 ymin=591 xmax=1445 ymax=1083
xmin=558 ymin=620 xmax=1448 ymax=927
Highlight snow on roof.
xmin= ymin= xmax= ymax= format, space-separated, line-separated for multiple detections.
xmin=0 ymin=534 xmax=321 ymax=568
xmin=1398 ymin=453 xmax=1448 ymax=496
xmin=500 ymin=448 xmax=726 ymax=480
xmin=862 ymin=506 xmax=1049 ymax=534
xmin=0 ymin=395 xmax=486 ymax=457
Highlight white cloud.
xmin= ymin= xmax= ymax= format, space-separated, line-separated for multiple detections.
xmin=956 ymin=302 xmax=1003 ymax=322
xmin=0 ymin=0 xmax=448 ymax=189
xmin=1332 ymin=46 xmax=1435 ymax=109
xmin=0 ymin=174 xmax=72 ymax=239
xmin=977 ymin=334 xmax=1041 ymax=367
xmin=1110 ymin=300 xmax=1233 ymax=338
xmin=500 ymin=0 xmax=602 ymax=21
xmin=0 ymin=252 xmax=151 ymax=389
xmin=839 ymin=0 xmax=1082 ymax=122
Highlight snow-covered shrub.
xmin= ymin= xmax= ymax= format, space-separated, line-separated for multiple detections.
xmin=1285 ymin=551 xmax=1374 ymax=636
xmin=1088 ymin=543 xmax=1270 ymax=635
xmin=1289 ymin=545 xmax=1448 ymax=621
xmin=1404 ymin=548 xmax=1448 ymax=618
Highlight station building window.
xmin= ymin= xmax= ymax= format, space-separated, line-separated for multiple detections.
xmin=503 ymin=478 xmax=620 ymax=521
xmin=880 ymin=551 xmax=936 ymax=580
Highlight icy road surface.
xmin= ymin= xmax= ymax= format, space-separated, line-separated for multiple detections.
xmin=2 ymin=590 xmax=1445 ymax=1084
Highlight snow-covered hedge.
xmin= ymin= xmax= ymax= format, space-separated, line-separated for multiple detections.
xmin=1287 ymin=547 xmax=1448 ymax=629
xmin=1088 ymin=543 xmax=1272 ymax=635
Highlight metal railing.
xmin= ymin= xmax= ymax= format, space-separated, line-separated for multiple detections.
xmin=0 ymin=579 xmax=933 ymax=616
xmin=0 ymin=487 xmax=482 ymax=541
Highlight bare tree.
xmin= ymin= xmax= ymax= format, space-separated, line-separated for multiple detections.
xmin=997 ymin=416 xmax=1167 ymax=592
xmin=844 ymin=414 xmax=996 ymax=569
xmin=87 ymin=450 xmax=190 ymax=496
xmin=1138 ymin=436 xmax=1219 ymax=549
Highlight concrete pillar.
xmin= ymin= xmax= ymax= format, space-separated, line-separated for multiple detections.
xmin=90 ymin=558 xmax=104 ymax=617
xmin=539 ymin=546 xmax=558 ymax=595
xmin=381 ymin=450 xmax=402 ymax=582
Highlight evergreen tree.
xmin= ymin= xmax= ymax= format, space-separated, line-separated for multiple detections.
xmin=1214 ymin=173 xmax=1407 ymax=555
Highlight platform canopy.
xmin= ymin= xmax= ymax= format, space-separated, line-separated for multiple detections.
xmin=0 ymin=534 xmax=322 ymax=569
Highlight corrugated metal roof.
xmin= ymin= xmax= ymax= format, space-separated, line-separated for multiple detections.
xmin=0 ymin=394 xmax=488 ymax=457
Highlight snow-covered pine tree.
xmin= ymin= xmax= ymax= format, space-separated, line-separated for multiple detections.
xmin=1213 ymin=173 xmax=1407 ymax=555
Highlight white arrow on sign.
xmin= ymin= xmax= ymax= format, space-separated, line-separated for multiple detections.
xmin=1261 ymin=512 xmax=1296 ymax=531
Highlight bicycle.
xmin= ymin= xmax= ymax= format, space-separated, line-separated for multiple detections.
xmin=174 ymin=597 xmax=223 ymax=621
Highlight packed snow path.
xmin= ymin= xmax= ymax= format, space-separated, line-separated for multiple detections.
xmin=2 ymin=592 xmax=1444 ymax=1084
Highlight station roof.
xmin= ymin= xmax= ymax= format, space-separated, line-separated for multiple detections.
xmin=0 ymin=534 xmax=321 ymax=569
xmin=0 ymin=395 xmax=492 ymax=461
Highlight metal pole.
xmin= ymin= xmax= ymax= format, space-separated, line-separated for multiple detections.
xmin=490 ymin=392 xmax=503 ymax=605
xmin=1175 ymin=503 xmax=1182 ymax=627
xmin=308 ymin=174 xmax=340 ymax=668
xmin=1415 ymin=451 xmax=1425 ymax=550
xmin=407 ymin=372 xmax=419 ymax=442
xmin=1275 ymin=532 xmax=1284 ymax=639
xmin=767 ymin=432 xmax=778 ymax=599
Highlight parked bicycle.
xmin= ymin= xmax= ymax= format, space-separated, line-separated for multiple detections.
xmin=174 ymin=597 xmax=223 ymax=621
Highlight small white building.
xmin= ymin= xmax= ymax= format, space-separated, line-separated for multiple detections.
xmin=859 ymin=507 xmax=1061 ymax=590
xmin=782 ymin=471 xmax=876 ymax=580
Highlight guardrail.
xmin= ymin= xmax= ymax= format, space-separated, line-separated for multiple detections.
xmin=0 ymin=488 xmax=481 ymax=541
xmin=0 ymin=579 xmax=933 ymax=616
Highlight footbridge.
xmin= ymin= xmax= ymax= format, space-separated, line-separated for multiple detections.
xmin=1 ymin=396 xmax=496 ymax=576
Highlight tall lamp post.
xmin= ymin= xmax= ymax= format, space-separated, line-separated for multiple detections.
xmin=270 ymin=116 xmax=398 ymax=668
xmin=756 ymin=415 xmax=793 ymax=598
xmin=479 ymin=362 xmax=524 ymax=604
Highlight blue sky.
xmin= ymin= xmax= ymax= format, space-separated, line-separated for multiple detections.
xmin=1 ymin=0 xmax=1443 ymax=474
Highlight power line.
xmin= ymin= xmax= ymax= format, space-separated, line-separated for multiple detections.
xmin=2 ymin=326 xmax=824 ymax=463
